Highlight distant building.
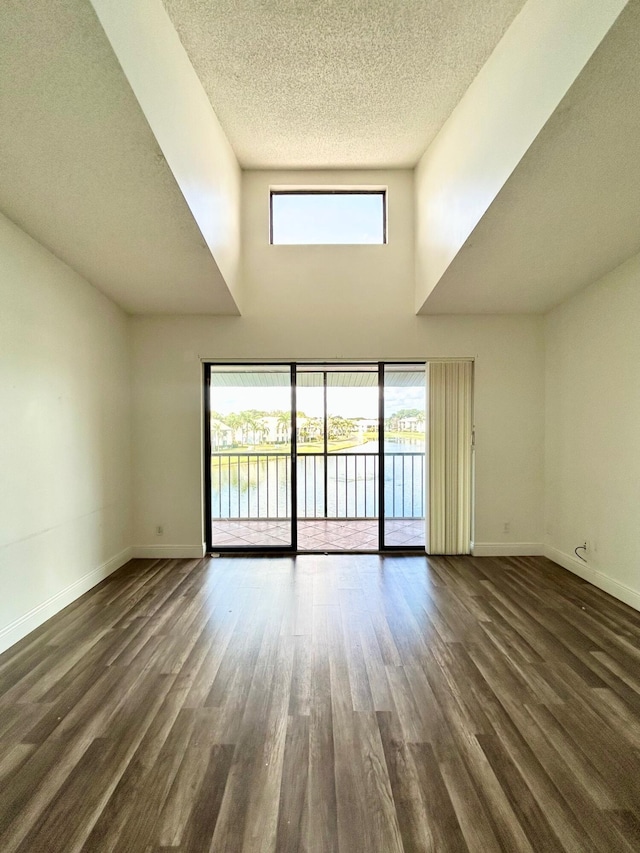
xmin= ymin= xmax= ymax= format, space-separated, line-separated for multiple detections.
xmin=260 ymin=416 xmax=289 ymax=444
xmin=210 ymin=418 xmax=234 ymax=448
xmin=397 ymin=416 xmax=423 ymax=432
xmin=354 ymin=418 xmax=378 ymax=434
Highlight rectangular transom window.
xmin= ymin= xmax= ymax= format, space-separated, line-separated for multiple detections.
xmin=269 ymin=190 xmax=386 ymax=245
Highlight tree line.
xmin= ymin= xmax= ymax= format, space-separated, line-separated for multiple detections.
xmin=210 ymin=409 xmax=361 ymax=446
xmin=211 ymin=407 xmax=423 ymax=449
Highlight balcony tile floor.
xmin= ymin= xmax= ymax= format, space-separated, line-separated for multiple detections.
xmin=384 ymin=519 xmax=426 ymax=547
xmin=211 ymin=518 xmax=424 ymax=550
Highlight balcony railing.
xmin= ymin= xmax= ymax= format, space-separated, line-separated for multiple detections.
xmin=210 ymin=452 xmax=424 ymax=520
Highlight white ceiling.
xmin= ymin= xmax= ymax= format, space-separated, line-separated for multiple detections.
xmin=0 ymin=0 xmax=238 ymax=314
xmin=2 ymin=0 xmax=638 ymax=318
xmin=423 ymin=0 xmax=640 ymax=314
xmin=162 ymin=0 xmax=527 ymax=169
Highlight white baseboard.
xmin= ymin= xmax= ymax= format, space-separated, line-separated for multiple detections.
xmin=472 ymin=542 xmax=544 ymax=557
xmin=0 ymin=547 xmax=133 ymax=656
xmin=132 ymin=543 xmax=206 ymax=559
xmin=544 ymin=545 xmax=640 ymax=613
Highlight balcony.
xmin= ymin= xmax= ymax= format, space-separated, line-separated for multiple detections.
xmin=210 ymin=451 xmax=425 ymax=550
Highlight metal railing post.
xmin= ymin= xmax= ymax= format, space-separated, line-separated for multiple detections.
xmin=209 ymin=450 xmax=425 ymax=522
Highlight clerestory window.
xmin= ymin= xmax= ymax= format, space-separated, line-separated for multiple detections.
xmin=269 ymin=190 xmax=386 ymax=245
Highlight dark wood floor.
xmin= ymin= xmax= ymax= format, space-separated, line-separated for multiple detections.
xmin=1 ymin=555 xmax=640 ymax=852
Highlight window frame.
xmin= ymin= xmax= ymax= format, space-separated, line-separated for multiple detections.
xmin=268 ymin=188 xmax=387 ymax=246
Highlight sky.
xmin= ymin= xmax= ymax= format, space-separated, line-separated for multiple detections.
xmin=271 ymin=193 xmax=384 ymax=244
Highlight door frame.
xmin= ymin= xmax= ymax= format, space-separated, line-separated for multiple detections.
xmin=203 ymin=360 xmax=427 ymax=554
xmin=204 ymin=362 xmax=297 ymax=554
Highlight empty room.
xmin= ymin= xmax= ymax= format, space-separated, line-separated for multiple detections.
xmin=1 ymin=0 xmax=640 ymax=850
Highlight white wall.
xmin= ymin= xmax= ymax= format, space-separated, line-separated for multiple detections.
xmin=0 ymin=214 xmax=132 ymax=653
xmin=131 ymin=170 xmax=545 ymax=555
xmin=545 ymin=251 xmax=640 ymax=610
xmin=414 ymin=0 xmax=629 ymax=312
xmin=90 ymin=0 xmax=243 ymax=309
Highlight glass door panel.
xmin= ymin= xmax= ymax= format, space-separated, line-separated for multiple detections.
xmin=297 ymin=366 xmax=379 ymax=551
xmin=296 ymin=372 xmax=326 ymax=549
xmin=383 ymin=365 xmax=426 ymax=548
xmin=208 ymin=365 xmax=293 ymax=549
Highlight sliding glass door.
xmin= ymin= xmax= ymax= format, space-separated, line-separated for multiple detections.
xmin=205 ymin=362 xmax=427 ymax=553
xmin=296 ymin=366 xmax=379 ymax=550
xmin=383 ymin=365 xmax=426 ymax=548
xmin=206 ymin=365 xmax=294 ymax=549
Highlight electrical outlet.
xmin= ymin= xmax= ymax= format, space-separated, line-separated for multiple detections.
xmin=503 ymin=522 xmax=510 ymax=534
xmin=156 ymin=525 xmax=164 ymax=536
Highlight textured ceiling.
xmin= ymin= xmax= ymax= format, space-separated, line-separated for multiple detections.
xmin=3 ymin=0 xmax=635 ymax=317
xmin=0 ymin=0 xmax=238 ymax=314
xmin=423 ymin=0 xmax=640 ymax=314
xmin=162 ymin=0 xmax=527 ymax=168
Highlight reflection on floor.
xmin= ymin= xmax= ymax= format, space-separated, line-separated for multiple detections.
xmin=210 ymin=518 xmax=425 ymax=550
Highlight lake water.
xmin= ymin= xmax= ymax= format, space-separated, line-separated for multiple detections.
xmin=211 ymin=438 xmax=425 ymax=519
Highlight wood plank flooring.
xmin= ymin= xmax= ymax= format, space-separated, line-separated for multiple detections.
xmin=1 ymin=554 xmax=640 ymax=852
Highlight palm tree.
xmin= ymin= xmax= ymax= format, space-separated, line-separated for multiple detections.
xmin=210 ymin=413 xmax=226 ymax=450
xmin=239 ymin=412 xmax=261 ymax=446
xmin=224 ymin=413 xmax=244 ymax=447
xmin=275 ymin=411 xmax=290 ymax=444
xmin=328 ymin=415 xmax=355 ymax=440
xmin=307 ymin=416 xmax=323 ymax=441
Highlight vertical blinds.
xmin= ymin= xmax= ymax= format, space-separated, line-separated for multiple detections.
xmin=426 ymin=361 xmax=473 ymax=555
